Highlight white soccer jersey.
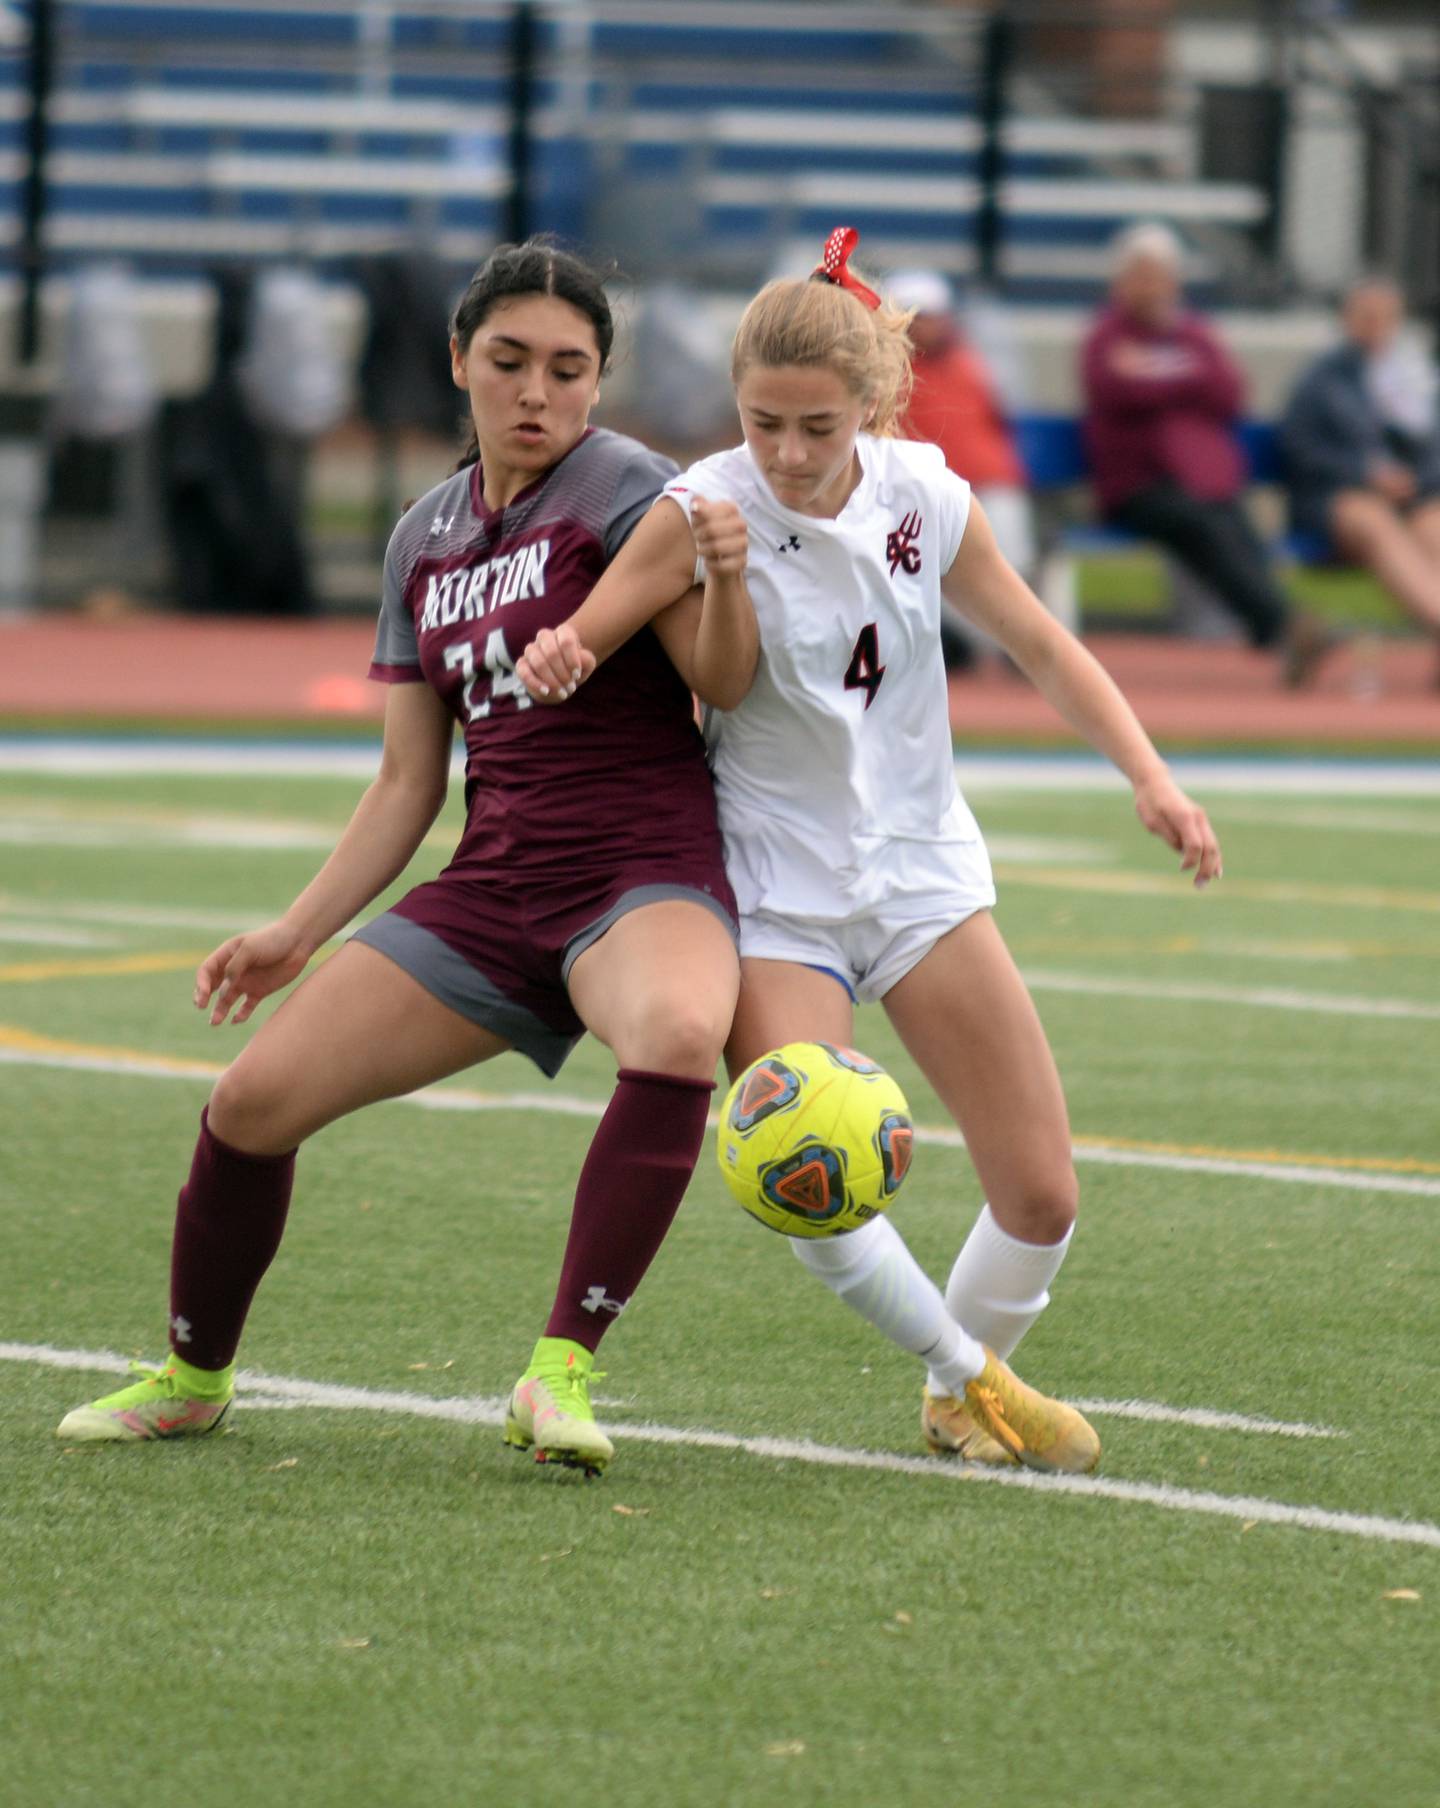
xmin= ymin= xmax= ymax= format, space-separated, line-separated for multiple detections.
xmin=662 ymin=434 xmax=988 ymax=925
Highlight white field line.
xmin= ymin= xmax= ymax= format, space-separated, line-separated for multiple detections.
xmin=5 ymin=1041 xmax=1440 ymax=1197
xmin=6 ymin=738 xmax=1440 ymax=797
xmin=10 ymin=1344 xmax=1428 ymax=1550
xmin=1063 ymin=1397 xmax=1340 ymax=1439
xmin=1214 ymin=801 xmax=1440 ymax=834
xmin=0 ymin=923 xmax=117 ymax=947
xmin=0 ymin=897 xmax=356 ymax=936
xmin=0 ymin=819 xmax=339 ymax=851
xmin=975 ymin=834 xmax=1118 ymax=865
xmin=5 ymin=893 xmax=1432 ymax=969
xmin=1022 ymin=969 xmax=1440 ymax=1022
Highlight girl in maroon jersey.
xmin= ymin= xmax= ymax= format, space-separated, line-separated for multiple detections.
xmin=57 ymin=241 xmax=750 ymax=1475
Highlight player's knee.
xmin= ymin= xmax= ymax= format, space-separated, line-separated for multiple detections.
xmin=619 ymin=994 xmax=728 ymax=1080
xmin=207 ymin=1063 xmax=304 ymax=1156
xmin=996 ymin=1164 xmax=1078 ymax=1244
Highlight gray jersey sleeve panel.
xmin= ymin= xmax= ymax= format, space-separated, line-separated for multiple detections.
xmin=602 ymin=443 xmax=681 ymax=561
xmin=372 ymin=531 xmax=420 ymax=668
xmin=371 ymin=468 xmax=472 ymax=668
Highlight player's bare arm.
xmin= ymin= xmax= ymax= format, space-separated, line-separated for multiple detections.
xmin=517 ymin=496 xmax=701 ymax=701
xmin=518 ymin=494 xmax=759 ymax=709
xmin=943 ymin=499 xmax=1222 ymax=889
xmin=196 ymin=684 xmax=454 ymax=1026
xmin=670 ymin=496 xmax=759 ymax=708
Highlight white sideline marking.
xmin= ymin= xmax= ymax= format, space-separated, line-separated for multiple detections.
xmin=6 ymin=739 xmax=1440 ymax=797
xmin=5 ymin=1041 xmax=1440 ymax=1197
xmin=1023 ymin=969 xmax=1440 ymax=1022
xmin=0 ymin=817 xmax=338 ymax=852
xmin=1064 ymin=1398 xmax=1342 ymax=1440
xmin=978 ymin=834 xmax=1118 ymax=866
xmin=0 ymin=897 xmax=349 ymax=936
xmin=1215 ymin=801 xmax=1440 ymax=835
xmin=0 ymin=923 xmax=116 ymax=948
xmin=9 ymin=1343 xmax=1429 ymax=1550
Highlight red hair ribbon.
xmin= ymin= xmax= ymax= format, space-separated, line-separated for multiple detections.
xmin=812 ymin=226 xmax=881 ymax=310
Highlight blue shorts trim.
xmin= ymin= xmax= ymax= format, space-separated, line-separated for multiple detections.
xmin=806 ymin=961 xmax=859 ymax=1003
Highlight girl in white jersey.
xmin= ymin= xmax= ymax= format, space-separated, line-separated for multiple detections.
xmin=520 ymin=229 xmax=1222 ymax=1474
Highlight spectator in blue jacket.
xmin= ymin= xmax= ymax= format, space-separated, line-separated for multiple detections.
xmin=1281 ymin=276 xmax=1440 ymax=672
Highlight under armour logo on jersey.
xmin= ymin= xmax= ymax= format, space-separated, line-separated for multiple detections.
xmin=430 ymin=512 xmax=456 ymax=535
xmin=886 ymin=511 xmax=923 ymax=576
xmin=777 ymin=534 xmax=801 ymax=553
xmin=170 ymin=1313 xmax=193 ymax=1345
xmin=580 ymin=1285 xmax=628 ymax=1317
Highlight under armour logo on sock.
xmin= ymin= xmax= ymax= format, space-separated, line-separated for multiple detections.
xmin=580 ymin=1286 xmax=628 ymax=1317
xmin=170 ymin=1313 xmax=193 ymax=1345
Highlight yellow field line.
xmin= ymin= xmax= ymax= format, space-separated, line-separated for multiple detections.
xmin=993 ymin=864 xmax=1440 ymax=915
xmin=1073 ymin=1132 xmax=1440 ymax=1178
xmin=0 ymin=1021 xmax=224 ymax=1073
xmin=4 ymin=1022 xmax=1437 ymax=1179
xmin=0 ymin=950 xmax=207 ymax=984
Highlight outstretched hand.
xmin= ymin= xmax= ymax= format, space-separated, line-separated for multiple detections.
xmin=517 ymin=622 xmax=596 ymax=703
xmin=1134 ymin=775 xmax=1222 ymax=888
xmin=194 ymin=921 xmax=314 ymax=1026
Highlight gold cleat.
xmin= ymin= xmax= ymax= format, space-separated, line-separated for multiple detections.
xmin=922 ymin=1388 xmax=1019 ymax=1465
xmin=959 ymin=1350 xmax=1101 ymax=1475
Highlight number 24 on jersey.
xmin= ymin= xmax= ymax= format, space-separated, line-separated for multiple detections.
xmin=444 ymin=630 xmax=532 ymax=720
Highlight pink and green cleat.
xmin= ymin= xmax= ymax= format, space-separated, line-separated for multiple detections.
xmin=56 ymin=1356 xmax=235 ymax=1443
xmin=504 ymin=1337 xmax=613 ymax=1477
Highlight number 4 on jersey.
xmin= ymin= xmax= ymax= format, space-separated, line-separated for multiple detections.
xmin=843 ymin=621 xmax=886 ymax=710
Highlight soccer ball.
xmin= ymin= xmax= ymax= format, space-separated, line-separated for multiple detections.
xmin=716 ymin=1041 xmax=914 ymax=1238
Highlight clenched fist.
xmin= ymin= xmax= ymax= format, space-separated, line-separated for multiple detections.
xmin=691 ymin=495 xmax=748 ymax=576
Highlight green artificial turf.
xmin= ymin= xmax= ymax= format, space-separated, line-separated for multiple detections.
xmin=1 ymin=761 xmax=1436 ymax=1808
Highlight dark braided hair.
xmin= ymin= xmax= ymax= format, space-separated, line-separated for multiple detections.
xmin=449 ymin=238 xmax=616 ymax=473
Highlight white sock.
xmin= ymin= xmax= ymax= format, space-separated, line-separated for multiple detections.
xmin=791 ymin=1215 xmax=984 ymax=1394
xmin=940 ymin=1203 xmax=1073 ymax=1368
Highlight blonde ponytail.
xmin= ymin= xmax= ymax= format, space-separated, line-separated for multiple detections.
xmin=731 ymin=276 xmax=915 ymax=435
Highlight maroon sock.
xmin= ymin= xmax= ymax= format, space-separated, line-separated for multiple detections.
xmin=168 ymin=1106 xmax=296 ymax=1371
xmin=544 ymin=1068 xmax=715 ymax=1352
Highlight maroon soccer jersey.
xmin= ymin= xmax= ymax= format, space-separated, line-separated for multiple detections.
xmin=370 ymin=428 xmax=724 ymax=886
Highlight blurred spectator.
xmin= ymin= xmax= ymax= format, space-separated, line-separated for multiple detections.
xmin=1081 ymin=222 xmax=1337 ymax=687
xmin=158 ymin=267 xmax=322 ymax=616
xmin=48 ymin=263 xmax=159 ymax=616
xmin=1281 ymin=276 xmax=1440 ymax=675
xmin=889 ymin=269 xmax=1037 ymax=672
xmin=354 ymin=252 xmax=461 ymax=546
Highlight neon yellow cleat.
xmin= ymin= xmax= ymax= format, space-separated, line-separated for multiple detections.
xmin=960 ymin=1350 xmax=1100 ymax=1474
xmin=504 ymin=1338 xmax=613 ymax=1477
xmin=57 ymin=1357 xmax=234 ymax=1443
xmin=922 ymin=1389 xmax=1019 ymax=1465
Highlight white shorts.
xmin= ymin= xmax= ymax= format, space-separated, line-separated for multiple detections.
xmin=737 ymin=845 xmax=997 ymax=1005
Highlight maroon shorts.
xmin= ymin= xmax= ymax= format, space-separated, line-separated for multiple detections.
xmin=351 ymin=859 xmax=738 ymax=1077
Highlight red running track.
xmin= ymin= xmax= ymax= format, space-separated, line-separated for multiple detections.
xmin=0 ymin=614 xmax=1436 ymax=745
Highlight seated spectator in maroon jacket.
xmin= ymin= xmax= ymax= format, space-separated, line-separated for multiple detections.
xmin=1082 ymin=222 xmax=1336 ymax=686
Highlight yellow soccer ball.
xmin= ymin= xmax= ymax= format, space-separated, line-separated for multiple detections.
xmin=716 ymin=1041 xmax=914 ymax=1238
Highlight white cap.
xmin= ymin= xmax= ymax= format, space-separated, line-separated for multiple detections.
xmin=886 ymin=269 xmax=953 ymax=316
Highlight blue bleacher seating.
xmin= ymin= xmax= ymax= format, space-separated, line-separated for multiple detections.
xmin=0 ymin=0 xmax=1266 ymax=297
xmin=1014 ymin=413 xmax=1335 ymax=607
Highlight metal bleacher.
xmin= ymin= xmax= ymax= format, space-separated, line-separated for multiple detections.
xmin=0 ymin=0 xmax=1269 ymax=296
